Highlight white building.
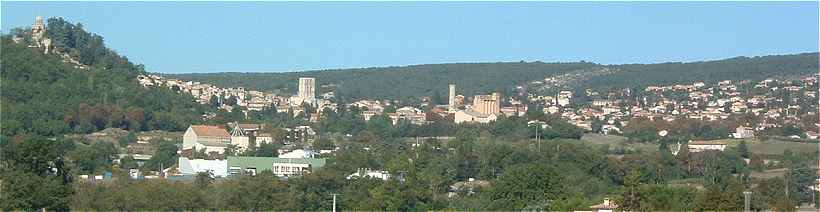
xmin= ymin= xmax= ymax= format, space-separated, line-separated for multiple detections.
xmin=454 ymin=109 xmax=498 ymax=124
xmin=278 ymin=149 xmax=318 ymax=159
xmin=183 ymin=125 xmax=231 ymax=154
xmin=347 ymin=168 xmax=391 ymax=181
xmin=557 ymin=91 xmax=572 ymax=106
xmin=178 ymin=157 xmax=228 ymax=178
xmin=256 ymin=133 xmax=274 ymax=147
xmin=229 ymin=125 xmax=250 ymax=151
xmin=687 ymin=140 xmax=728 ymax=152
xmin=732 ymin=126 xmax=755 ymax=139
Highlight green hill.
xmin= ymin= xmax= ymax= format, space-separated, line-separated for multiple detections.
xmin=588 ymin=53 xmax=819 ymax=90
xmin=171 ymin=61 xmax=601 ymax=102
xmin=171 ymin=53 xmax=818 ymax=102
xmin=1 ymin=17 xmax=208 ymax=137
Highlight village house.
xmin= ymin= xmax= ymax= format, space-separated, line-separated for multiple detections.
xmin=256 ymin=133 xmax=274 ymax=147
xmin=733 ymin=126 xmax=755 ymax=139
xmin=387 ymin=106 xmax=429 ymax=125
xmin=229 ymin=126 xmax=250 ymax=151
xmin=182 ymin=125 xmax=231 ymax=154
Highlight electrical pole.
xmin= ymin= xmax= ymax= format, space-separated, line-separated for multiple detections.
xmin=743 ymin=190 xmax=751 ymax=212
xmin=535 ymin=124 xmax=540 ymax=152
xmin=330 ymin=193 xmax=339 ymax=212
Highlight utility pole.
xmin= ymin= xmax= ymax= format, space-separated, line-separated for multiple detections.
xmin=743 ymin=190 xmax=751 ymax=212
xmin=330 ymin=193 xmax=339 ymax=212
xmin=535 ymin=124 xmax=540 ymax=152
xmin=785 ymin=166 xmax=790 ymax=198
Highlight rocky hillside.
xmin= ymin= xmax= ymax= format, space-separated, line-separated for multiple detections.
xmin=1 ymin=17 xmax=210 ymax=137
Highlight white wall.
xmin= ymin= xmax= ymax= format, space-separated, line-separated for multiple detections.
xmin=182 ymin=127 xmax=197 ymax=150
xmin=178 ymin=157 xmax=228 ymax=177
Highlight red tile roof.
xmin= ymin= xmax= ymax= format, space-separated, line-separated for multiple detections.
xmin=190 ymin=125 xmax=229 ymax=138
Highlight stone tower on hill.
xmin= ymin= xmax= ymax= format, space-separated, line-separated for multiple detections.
xmin=29 ymin=16 xmax=52 ymax=54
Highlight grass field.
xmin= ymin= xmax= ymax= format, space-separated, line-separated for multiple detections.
xmin=581 ymin=133 xmax=820 ymax=156
xmin=747 ymin=139 xmax=819 ymax=155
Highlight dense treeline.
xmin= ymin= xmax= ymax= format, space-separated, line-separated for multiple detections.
xmin=1 ymin=24 xmax=209 ymax=137
xmin=586 ymin=53 xmax=820 ymax=90
xmin=173 ymin=62 xmax=600 ymax=101
xmin=45 ymin=17 xmax=137 ymax=69
xmin=58 ymin=129 xmax=817 ymax=211
xmin=173 ymin=53 xmax=818 ymax=101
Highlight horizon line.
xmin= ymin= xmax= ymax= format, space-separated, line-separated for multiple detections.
xmin=155 ymin=51 xmax=819 ymax=74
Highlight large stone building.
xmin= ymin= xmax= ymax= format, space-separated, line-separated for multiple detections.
xmin=454 ymin=93 xmax=501 ymax=124
xmin=448 ymin=84 xmax=456 ymax=112
xmin=472 ymin=93 xmax=501 ymax=115
xmin=291 ymin=77 xmax=317 ymax=106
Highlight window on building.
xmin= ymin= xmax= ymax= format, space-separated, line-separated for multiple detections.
xmin=245 ymin=168 xmax=257 ymax=176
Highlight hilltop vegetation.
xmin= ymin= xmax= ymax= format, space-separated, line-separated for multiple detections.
xmin=173 ymin=62 xmax=600 ymax=102
xmin=1 ymin=17 xmax=209 ymax=137
xmin=587 ymin=53 xmax=819 ymax=90
xmin=1 ymin=18 xmax=214 ymax=210
xmin=172 ymin=53 xmax=818 ymax=101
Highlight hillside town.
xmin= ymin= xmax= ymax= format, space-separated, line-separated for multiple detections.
xmin=127 ymin=72 xmax=820 ymax=198
xmin=5 ymin=11 xmax=820 ymax=211
xmin=138 ymin=72 xmax=820 ymax=141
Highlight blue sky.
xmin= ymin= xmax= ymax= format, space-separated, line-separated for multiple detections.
xmin=2 ymin=1 xmax=818 ymax=73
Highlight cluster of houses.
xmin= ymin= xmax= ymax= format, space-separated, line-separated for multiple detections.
xmin=138 ymin=75 xmax=534 ymax=125
xmin=181 ymin=123 xmax=318 ymax=155
xmin=173 ymin=123 xmax=328 ymax=178
xmin=527 ymin=75 xmax=819 ymax=139
xmin=140 ymin=72 xmax=818 ymax=141
xmin=137 ymin=75 xmax=338 ymax=120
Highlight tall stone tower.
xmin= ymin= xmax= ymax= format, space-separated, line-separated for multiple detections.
xmin=298 ymin=77 xmax=316 ymax=105
xmin=30 ymin=16 xmax=52 ymax=54
xmin=31 ymin=16 xmax=46 ymax=40
xmin=448 ymin=84 xmax=456 ymax=111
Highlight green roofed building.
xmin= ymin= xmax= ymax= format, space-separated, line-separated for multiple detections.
xmin=227 ymin=156 xmax=326 ymax=177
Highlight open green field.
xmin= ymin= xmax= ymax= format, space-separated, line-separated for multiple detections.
xmin=581 ymin=133 xmax=820 ymax=156
xmin=698 ymin=137 xmax=818 ymax=155
xmin=747 ymin=139 xmax=819 ymax=155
